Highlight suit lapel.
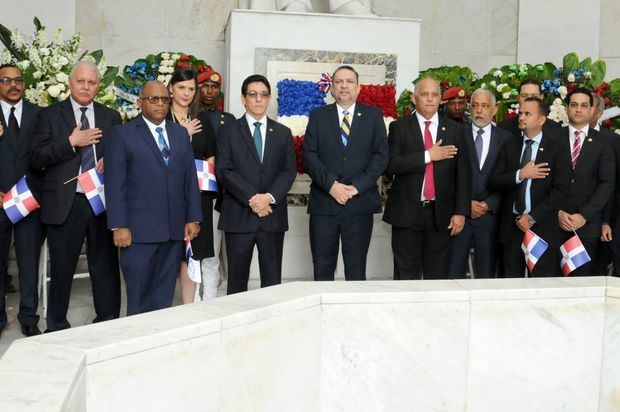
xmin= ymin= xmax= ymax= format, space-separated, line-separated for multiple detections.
xmin=16 ymin=102 xmax=34 ymax=158
xmin=165 ymin=121 xmax=179 ymax=166
xmin=60 ymin=99 xmax=77 ymax=130
xmin=480 ymin=126 xmax=501 ymax=174
xmin=262 ymin=118 xmax=277 ymax=166
xmin=138 ymin=117 xmax=167 ymax=167
xmin=407 ymin=113 xmax=425 ymax=151
xmin=327 ymin=104 xmax=344 ymax=150
xmin=345 ymin=105 xmax=364 ymax=153
xmin=238 ymin=118 xmax=261 ymax=164
xmin=465 ymin=125 xmax=479 ymax=170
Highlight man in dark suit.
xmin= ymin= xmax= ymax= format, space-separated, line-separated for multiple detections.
xmin=0 ymin=64 xmax=44 ymax=338
xmin=31 ymin=61 xmax=121 ymax=331
xmin=303 ymin=66 xmax=388 ymax=281
xmin=105 ymin=80 xmax=201 ymax=314
xmin=490 ymin=97 xmax=571 ymax=277
xmin=554 ymin=88 xmax=614 ymax=276
xmin=383 ymin=77 xmax=471 ymax=279
xmin=497 ymin=79 xmax=562 ymax=137
xmin=595 ymin=93 xmax=620 ymax=275
xmin=217 ymin=74 xmax=296 ymax=294
xmin=448 ymin=88 xmax=511 ymax=278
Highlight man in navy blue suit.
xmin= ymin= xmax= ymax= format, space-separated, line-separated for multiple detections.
xmin=448 ymin=88 xmax=511 ymax=278
xmin=105 ymin=81 xmax=202 ymax=315
xmin=303 ymin=65 xmax=389 ymax=281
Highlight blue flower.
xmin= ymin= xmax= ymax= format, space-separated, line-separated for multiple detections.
xmin=276 ymin=79 xmax=326 ymax=116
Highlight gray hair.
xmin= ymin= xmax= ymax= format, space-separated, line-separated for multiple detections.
xmin=471 ymin=88 xmax=496 ymax=106
xmin=69 ymin=61 xmax=101 ymax=82
xmin=592 ymin=93 xmax=605 ymax=112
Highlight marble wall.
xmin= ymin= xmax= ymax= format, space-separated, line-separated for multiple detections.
xmin=1 ymin=277 xmax=619 ymax=411
xmin=3 ymin=0 xmax=620 ymax=96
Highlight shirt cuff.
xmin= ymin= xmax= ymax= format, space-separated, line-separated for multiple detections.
xmin=515 ymin=170 xmax=522 ymax=184
xmin=424 ymin=151 xmax=430 ymax=164
xmin=267 ymin=193 xmax=276 ymax=204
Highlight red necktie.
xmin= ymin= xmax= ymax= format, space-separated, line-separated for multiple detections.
xmin=423 ymin=120 xmax=435 ymax=199
xmin=571 ymin=130 xmax=582 ymax=169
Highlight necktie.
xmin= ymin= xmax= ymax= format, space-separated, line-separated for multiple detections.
xmin=571 ymin=130 xmax=582 ymax=169
xmin=423 ymin=120 xmax=435 ymax=200
xmin=253 ymin=121 xmax=263 ymax=162
xmin=4 ymin=107 xmax=19 ymax=146
xmin=156 ymin=127 xmax=170 ymax=165
xmin=79 ymin=107 xmax=96 ymax=171
xmin=475 ymin=128 xmax=484 ymax=167
xmin=341 ymin=110 xmax=351 ymax=147
xmin=516 ymin=139 xmax=534 ymax=213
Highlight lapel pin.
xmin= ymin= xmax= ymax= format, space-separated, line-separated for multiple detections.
xmin=441 ymin=127 xmax=446 ymax=131
xmin=539 ymin=147 xmax=544 ymax=151
xmin=220 ymin=121 xmax=224 ymax=124
xmin=588 ymin=138 xmax=593 ymax=142
xmin=269 ymin=128 xmax=273 ymax=132
xmin=357 ymin=112 xmax=361 ymax=117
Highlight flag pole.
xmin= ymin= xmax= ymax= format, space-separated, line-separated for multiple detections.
xmin=63 ymin=175 xmax=79 ymax=185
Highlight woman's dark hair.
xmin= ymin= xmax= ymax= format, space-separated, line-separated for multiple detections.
xmin=169 ymin=68 xmax=199 ymax=118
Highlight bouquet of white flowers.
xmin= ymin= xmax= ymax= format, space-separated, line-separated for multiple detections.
xmin=0 ymin=17 xmax=118 ymax=107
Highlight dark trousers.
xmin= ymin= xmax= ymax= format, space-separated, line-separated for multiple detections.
xmin=593 ymin=240 xmax=611 ymax=275
xmin=391 ymin=205 xmax=451 ymax=280
xmin=503 ymin=225 xmax=559 ymax=277
xmin=46 ymin=195 xmax=120 ymax=331
xmin=309 ymin=214 xmax=373 ymax=281
xmin=448 ymin=218 xmax=497 ymax=279
xmin=225 ymin=231 xmax=284 ymax=294
xmin=120 ymin=240 xmax=182 ymax=316
xmin=0 ymin=211 xmax=44 ymax=329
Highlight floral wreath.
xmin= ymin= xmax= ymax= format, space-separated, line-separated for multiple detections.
xmin=114 ymin=52 xmax=213 ymax=120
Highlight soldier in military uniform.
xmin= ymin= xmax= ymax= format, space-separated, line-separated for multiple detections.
xmin=196 ymin=69 xmax=235 ymax=300
xmin=442 ymin=86 xmax=469 ymax=124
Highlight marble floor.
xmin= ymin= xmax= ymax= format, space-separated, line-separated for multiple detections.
xmin=0 ymin=277 xmax=227 ymax=358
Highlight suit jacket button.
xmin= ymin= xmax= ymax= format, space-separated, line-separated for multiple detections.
xmin=571 ymin=178 xmax=575 ymax=183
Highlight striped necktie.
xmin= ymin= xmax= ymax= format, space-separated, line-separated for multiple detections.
xmin=156 ymin=127 xmax=170 ymax=165
xmin=79 ymin=107 xmax=96 ymax=171
xmin=341 ymin=110 xmax=351 ymax=147
xmin=571 ymin=130 xmax=582 ymax=168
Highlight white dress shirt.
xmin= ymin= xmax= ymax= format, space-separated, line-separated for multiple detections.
xmin=336 ymin=102 xmax=356 ymax=128
xmin=415 ymin=111 xmax=439 ymax=201
xmin=0 ymin=99 xmax=22 ymax=127
xmin=245 ymin=113 xmax=267 ymax=160
xmin=568 ymin=124 xmax=590 ymax=153
xmin=142 ymin=116 xmax=170 ymax=149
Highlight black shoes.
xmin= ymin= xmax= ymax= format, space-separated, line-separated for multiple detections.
xmin=21 ymin=324 xmax=42 ymax=337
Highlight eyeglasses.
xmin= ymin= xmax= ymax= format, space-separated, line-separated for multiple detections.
xmin=140 ymin=96 xmax=171 ymax=104
xmin=245 ymin=91 xmax=270 ymax=99
xmin=0 ymin=77 xmax=24 ymax=85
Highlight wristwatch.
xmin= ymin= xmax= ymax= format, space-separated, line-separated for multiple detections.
xmin=528 ymin=215 xmax=536 ymax=225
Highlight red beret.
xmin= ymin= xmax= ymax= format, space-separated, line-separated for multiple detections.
xmin=197 ymin=70 xmax=222 ymax=86
xmin=442 ymin=87 xmax=466 ymax=100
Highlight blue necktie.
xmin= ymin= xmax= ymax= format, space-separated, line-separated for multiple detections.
xmin=79 ymin=107 xmax=96 ymax=171
xmin=474 ymin=128 xmax=484 ymax=166
xmin=253 ymin=121 xmax=263 ymax=162
xmin=156 ymin=127 xmax=170 ymax=165
xmin=341 ymin=110 xmax=351 ymax=147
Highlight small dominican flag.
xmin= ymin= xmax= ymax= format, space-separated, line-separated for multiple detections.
xmin=77 ymin=169 xmax=106 ymax=216
xmin=195 ymin=159 xmax=218 ymax=192
xmin=560 ymin=234 xmax=591 ymax=276
xmin=521 ymin=230 xmax=549 ymax=272
xmin=2 ymin=176 xmax=40 ymax=224
xmin=185 ymin=238 xmax=201 ymax=283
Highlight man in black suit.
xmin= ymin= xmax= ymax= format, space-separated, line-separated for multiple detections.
xmin=31 ymin=61 xmax=121 ymax=331
xmin=0 ymin=64 xmax=44 ymax=338
xmin=383 ymin=77 xmax=471 ymax=279
xmin=555 ymin=88 xmax=614 ymax=276
xmin=303 ymin=66 xmax=388 ymax=281
xmin=490 ymin=97 xmax=571 ymax=277
xmin=448 ymin=88 xmax=511 ymax=278
xmin=497 ymin=79 xmax=562 ymax=137
xmin=216 ymin=75 xmax=296 ymax=294
xmin=595 ymin=94 xmax=620 ymax=275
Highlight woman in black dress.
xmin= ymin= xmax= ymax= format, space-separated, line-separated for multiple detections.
xmin=166 ymin=68 xmax=216 ymax=303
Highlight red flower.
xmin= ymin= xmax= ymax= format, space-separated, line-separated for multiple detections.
xmin=603 ymin=119 xmax=613 ymax=128
xmin=357 ymin=84 xmax=398 ymax=118
xmin=605 ymin=97 xmax=612 ymax=106
xmin=291 ymin=135 xmax=305 ymax=174
xmin=180 ymin=55 xmax=189 ymax=61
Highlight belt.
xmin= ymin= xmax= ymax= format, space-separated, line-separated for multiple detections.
xmin=420 ymin=200 xmax=435 ymax=208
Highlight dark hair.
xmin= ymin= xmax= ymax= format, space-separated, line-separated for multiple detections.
xmin=332 ymin=65 xmax=359 ymax=83
xmin=168 ymin=68 xmax=199 ymax=118
xmin=523 ymin=97 xmax=548 ymax=116
xmin=0 ymin=63 xmax=20 ymax=72
xmin=518 ymin=79 xmax=542 ymax=95
xmin=241 ymin=74 xmax=271 ymax=96
xmin=566 ymin=87 xmax=593 ymax=106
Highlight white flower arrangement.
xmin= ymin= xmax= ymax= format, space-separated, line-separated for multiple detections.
xmin=277 ymin=115 xmax=309 ymax=137
xmin=557 ymin=85 xmax=568 ymax=99
xmin=493 ymin=70 xmax=502 ymax=77
xmin=567 ymin=73 xmax=576 ymax=83
xmin=548 ymin=98 xmax=569 ymax=125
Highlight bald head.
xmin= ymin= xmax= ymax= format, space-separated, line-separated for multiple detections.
xmin=412 ymin=77 xmax=441 ymax=119
xmin=138 ymin=80 xmax=170 ymax=124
